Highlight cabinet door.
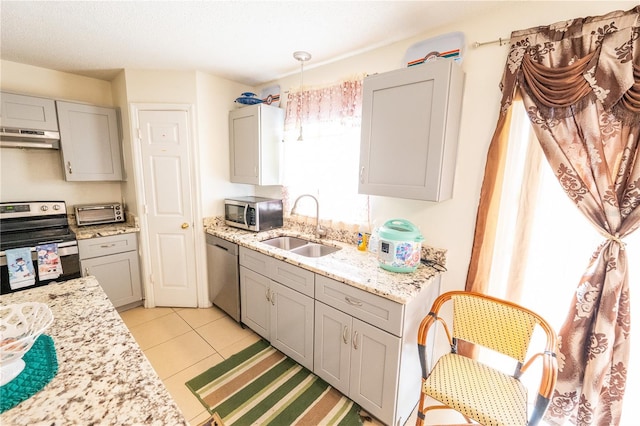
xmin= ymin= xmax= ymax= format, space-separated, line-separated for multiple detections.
xmin=81 ymin=251 xmax=141 ymax=308
xmin=314 ymin=301 xmax=351 ymax=396
xmin=229 ymin=106 xmax=260 ymax=184
xmin=229 ymin=104 xmax=283 ymax=186
xmin=270 ymin=281 xmax=314 ymax=370
xmin=239 ymin=266 xmax=270 ymax=340
xmin=0 ymin=92 xmax=58 ymax=131
xmin=57 ymin=101 xmax=123 ymax=181
xmin=349 ymin=318 xmax=401 ymax=424
xmin=358 ymin=59 xmax=463 ymax=201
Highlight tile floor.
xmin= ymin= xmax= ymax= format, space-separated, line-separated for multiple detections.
xmin=120 ymin=306 xmax=445 ymax=426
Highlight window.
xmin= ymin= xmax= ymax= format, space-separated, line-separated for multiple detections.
xmin=282 ymin=79 xmax=369 ymax=225
xmin=489 ymin=102 xmax=638 ymax=424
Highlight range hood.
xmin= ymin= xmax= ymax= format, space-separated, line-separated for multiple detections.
xmin=0 ymin=127 xmax=61 ymax=149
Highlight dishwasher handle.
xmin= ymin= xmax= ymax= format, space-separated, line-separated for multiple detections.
xmin=206 ymin=234 xmax=238 ymax=256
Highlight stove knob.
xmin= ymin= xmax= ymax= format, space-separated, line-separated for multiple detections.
xmin=53 ymin=204 xmax=61 ymax=211
xmin=41 ymin=205 xmax=49 ymax=211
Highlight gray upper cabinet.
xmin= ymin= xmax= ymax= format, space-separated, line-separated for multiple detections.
xmin=229 ymin=104 xmax=283 ymax=185
xmin=0 ymin=92 xmax=59 ymax=131
xmin=56 ymin=101 xmax=124 ymax=181
xmin=358 ymin=59 xmax=464 ymax=201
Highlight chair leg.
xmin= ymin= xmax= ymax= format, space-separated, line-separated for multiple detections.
xmin=416 ymin=392 xmax=427 ymax=426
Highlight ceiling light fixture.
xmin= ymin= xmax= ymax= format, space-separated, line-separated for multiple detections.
xmin=293 ymin=51 xmax=311 ymax=141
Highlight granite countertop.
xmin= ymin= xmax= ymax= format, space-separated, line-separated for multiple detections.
xmin=205 ymin=221 xmax=446 ymax=305
xmin=71 ymin=223 xmax=139 ymax=240
xmin=0 ymin=277 xmax=186 ymax=426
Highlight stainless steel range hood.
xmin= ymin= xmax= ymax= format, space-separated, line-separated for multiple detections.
xmin=0 ymin=127 xmax=61 ymax=149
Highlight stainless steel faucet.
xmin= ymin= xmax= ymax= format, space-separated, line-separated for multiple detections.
xmin=290 ymin=194 xmax=326 ymax=238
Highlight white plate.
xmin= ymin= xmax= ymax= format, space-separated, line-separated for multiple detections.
xmin=402 ymin=31 xmax=465 ymax=67
xmin=260 ymin=84 xmax=281 ymax=107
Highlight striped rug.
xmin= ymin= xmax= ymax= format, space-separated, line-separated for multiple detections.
xmin=186 ymin=339 xmax=363 ymax=425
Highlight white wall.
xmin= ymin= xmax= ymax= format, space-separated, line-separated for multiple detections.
xmin=195 ymin=71 xmax=255 ymax=217
xmin=256 ymin=0 xmax=638 ymax=293
xmin=0 ymin=60 xmax=123 ymax=206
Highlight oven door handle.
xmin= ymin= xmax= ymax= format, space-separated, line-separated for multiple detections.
xmin=0 ymin=244 xmax=78 ymax=266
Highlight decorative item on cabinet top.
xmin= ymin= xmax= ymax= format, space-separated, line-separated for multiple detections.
xmin=234 ymin=92 xmax=263 ymax=106
xmin=403 ymin=31 xmax=465 ymax=67
xmin=260 ymin=85 xmax=280 ymax=107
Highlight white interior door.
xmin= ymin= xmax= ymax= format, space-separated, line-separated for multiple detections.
xmin=137 ymin=109 xmax=197 ymax=307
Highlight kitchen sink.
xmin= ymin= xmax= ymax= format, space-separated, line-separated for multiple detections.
xmin=260 ymin=236 xmax=341 ymax=258
xmin=261 ymin=236 xmax=309 ymax=250
xmin=289 ymin=243 xmax=340 ymax=258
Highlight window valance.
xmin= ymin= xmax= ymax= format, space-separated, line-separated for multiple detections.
xmin=499 ymin=6 xmax=640 ymax=123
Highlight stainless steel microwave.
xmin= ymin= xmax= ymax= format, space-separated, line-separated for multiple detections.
xmin=75 ymin=203 xmax=125 ymax=226
xmin=224 ymin=197 xmax=283 ymax=232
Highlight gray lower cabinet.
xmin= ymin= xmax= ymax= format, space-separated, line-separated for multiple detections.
xmin=315 ymin=300 xmax=401 ymax=423
xmin=78 ymin=233 xmax=142 ymax=309
xmin=239 ymin=246 xmax=440 ymax=425
xmin=239 ymin=247 xmax=314 ymax=370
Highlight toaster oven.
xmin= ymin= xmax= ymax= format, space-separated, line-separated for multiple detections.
xmin=74 ymin=203 xmax=125 ymax=226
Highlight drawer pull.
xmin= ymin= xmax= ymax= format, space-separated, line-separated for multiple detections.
xmin=343 ymin=326 xmax=349 ymax=344
xmin=345 ymin=296 xmax=363 ymax=307
xmin=100 ymin=243 xmax=117 ymax=248
xmin=353 ymin=331 xmax=359 ymax=350
xmin=265 ymin=288 xmax=271 ymax=302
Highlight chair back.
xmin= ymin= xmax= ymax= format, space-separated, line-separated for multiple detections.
xmin=452 ymin=293 xmax=538 ymax=363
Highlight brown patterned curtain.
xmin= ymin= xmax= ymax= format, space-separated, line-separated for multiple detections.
xmin=466 ymin=6 xmax=640 ymax=425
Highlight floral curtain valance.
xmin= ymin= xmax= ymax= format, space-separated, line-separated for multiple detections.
xmin=283 ymin=77 xmax=363 ymax=139
xmin=498 ymin=6 xmax=640 ymax=123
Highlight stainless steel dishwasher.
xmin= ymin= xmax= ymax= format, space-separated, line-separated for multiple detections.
xmin=206 ymin=234 xmax=240 ymax=322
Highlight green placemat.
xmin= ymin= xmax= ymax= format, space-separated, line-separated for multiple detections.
xmin=0 ymin=334 xmax=58 ymax=413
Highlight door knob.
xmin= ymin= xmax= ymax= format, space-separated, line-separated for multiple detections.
xmin=181 ymin=223 xmax=189 ymax=229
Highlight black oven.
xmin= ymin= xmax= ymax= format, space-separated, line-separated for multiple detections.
xmin=0 ymin=201 xmax=81 ymax=295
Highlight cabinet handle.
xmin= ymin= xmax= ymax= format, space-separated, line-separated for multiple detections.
xmin=181 ymin=223 xmax=190 ymax=229
xmin=343 ymin=326 xmax=349 ymax=344
xmin=67 ymin=161 xmax=73 ymax=175
xmin=271 ymin=291 xmax=275 ymax=306
xmin=265 ymin=288 xmax=271 ymax=302
xmin=359 ymin=166 xmax=364 ymax=183
xmin=84 ymin=267 xmax=90 ymax=276
xmin=100 ymin=243 xmax=116 ymax=248
xmin=353 ymin=331 xmax=359 ymax=350
xmin=345 ymin=296 xmax=363 ymax=307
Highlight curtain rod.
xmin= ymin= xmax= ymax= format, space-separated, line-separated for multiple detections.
xmin=473 ymin=37 xmax=510 ymax=48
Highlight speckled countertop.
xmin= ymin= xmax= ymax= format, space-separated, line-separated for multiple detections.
xmin=0 ymin=277 xmax=186 ymax=426
xmin=204 ymin=218 xmax=447 ymax=305
xmin=70 ymin=218 xmax=139 ymax=240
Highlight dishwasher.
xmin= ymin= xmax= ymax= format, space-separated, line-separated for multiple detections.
xmin=206 ymin=234 xmax=240 ymax=322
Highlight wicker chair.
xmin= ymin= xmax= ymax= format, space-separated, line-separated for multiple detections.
xmin=416 ymin=291 xmax=558 ymax=426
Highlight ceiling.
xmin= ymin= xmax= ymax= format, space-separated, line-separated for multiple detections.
xmin=0 ymin=1 xmax=503 ymax=86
